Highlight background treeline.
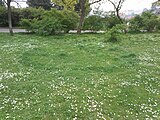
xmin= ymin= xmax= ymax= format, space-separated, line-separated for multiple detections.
xmin=0 ymin=6 xmax=160 ymax=35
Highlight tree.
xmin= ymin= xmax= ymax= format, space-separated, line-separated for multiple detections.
xmin=151 ymin=0 xmax=160 ymax=15
xmin=103 ymin=11 xmax=122 ymax=28
xmin=52 ymin=0 xmax=102 ymax=34
xmin=129 ymin=11 xmax=159 ymax=32
xmin=52 ymin=0 xmax=77 ymax=10
xmin=27 ymin=0 xmax=52 ymax=10
xmin=2 ymin=0 xmax=13 ymax=35
xmin=141 ymin=11 xmax=158 ymax=32
xmin=129 ymin=15 xmax=143 ymax=32
xmin=77 ymin=0 xmax=86 ymax=33
xmin=77 ymin=0 xmax=103 ymax=33
xmin=107 ymin=0 xmax=125 ymax=23
xmin=0 ymin=0 xmax=5 ymax=6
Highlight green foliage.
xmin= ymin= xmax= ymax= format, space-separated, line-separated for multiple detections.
xmin=106 ymin=24 xmax=126 ymax=42
xmin=20 ymin=9 xmax=79 ymax=35
xmin=156 ymin=17 xmax=160 ymax=31
xmin=129 ymin=15 xmax=143 ymax=32
xmin=0 ymin=7 xmax=22 ymax=27
xmin=0 ymin=6 xmax=8 ymax=26
xmin=61 ymin=10 xmax=79 ymax=33
xmin=129 ymin=11 xmax=159 ymax=32
xmin=141 ymin=11 xmax=158 ymax=32
xmin=27 ymin=0 xmax=51 ymax=10
xmin=52 ymin=0 xmax=77 ymax=10
xmin=20 ymin=7 xmax=44 ymax=20
xmin=0 ymin=0 xmax=5 ymax=6
xmin=83 ymin=15 xmax=105 ymax=31
xmin=20 ymin=19 xmax=33 ymax=31
xmin=0 ymin=7 xmax=44 ymax=27
xmin=106 ymin=15 xmax=122 ymax=28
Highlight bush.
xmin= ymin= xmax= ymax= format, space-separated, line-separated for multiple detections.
xmin=106 ymin=16 xmax=122 ymax=29
xmin=129 ymin=15 xmax=143 ymax=32
xmin=20 ymin=19 xmax=33 ymax=31
xmin=0 ymin=7 xmax=44 ymax=27
xmin=105 ymin=24 xmax=126 ymax=42
xmin=19 ymin=7 xmax=44 ymax=20
xmin=83 ymin=15 xmax=105 ymax=31
xmin=0 ymin=6 xmax=8 ymax=27
xmin=20 ymin=9 xmax=79 ymax=35
xmin=61 ymin=10 xmax=79 ymax=33
xmin=129 ymin=11 xmax=159 ymax=32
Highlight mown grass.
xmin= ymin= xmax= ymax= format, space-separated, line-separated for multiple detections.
xmin=0 ymin=33 xmax=160 ymax=120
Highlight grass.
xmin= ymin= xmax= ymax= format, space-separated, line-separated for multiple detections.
xmin=0 ymin=33 xmax=160 ymax=120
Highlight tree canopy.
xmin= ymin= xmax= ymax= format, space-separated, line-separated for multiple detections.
xmin=27 ymin=0 xmax=52 ymax=10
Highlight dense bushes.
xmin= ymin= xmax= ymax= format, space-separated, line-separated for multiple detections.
xmin=19 ymin=7 xmax=44 ymax=20
xmin=0 ymin=6 xmax=8 ymax=26
xmin=21 ymin=9 xmax=79 ymax=35
xmin=0 ymin=6 xmax=78 ymax=35
xmin=129 ymin=11 xmax=160 ymax=32
xmin=105 ymin=15 xmax=122 ymax=29
xmin=83 ymin=14 xmax=122 ymax=31
xmin=0 ymin=6 xmax=22 ymax=27
xmin=83 ymin=15 xmax=105 ymax=31
xmin=0 ymin=7 xmax=44 ymax=27
xmin=1 ymin=5 xmax=160 ymax=36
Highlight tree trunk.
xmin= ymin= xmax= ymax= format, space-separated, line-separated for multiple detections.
xmin=7 ymin=0 xmax=13 ymax=36
xmin=77 ymin=0 xmax=86 ymax=34
xmin=116 ymin=8 xmax=123 ymax=24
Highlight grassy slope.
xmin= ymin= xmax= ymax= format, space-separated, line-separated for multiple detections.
xmin=0 ymin=33 xmax=160 ymax=120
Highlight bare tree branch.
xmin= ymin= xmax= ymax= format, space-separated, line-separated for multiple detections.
xmin=13 ymin=1 xmax=21 ymax=8
xmin=108 ymin=0 xmax=116 ymax=9
xmin=107 ymin=0 xmax=125 ymax=23
xmin=2 ymin=0 xmax=7 ymax=5
xmin=89 ymin=0 xmax=102 ymax=6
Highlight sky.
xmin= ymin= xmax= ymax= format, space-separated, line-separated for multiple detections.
xmin=11 ymin=0 xmax=158 ymax=12
xmin=92 ymin=0 xmax=157 ymax=12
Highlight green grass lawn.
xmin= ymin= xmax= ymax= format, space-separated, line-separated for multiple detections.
xmin=0 ymin=33 xmax=160 ymax=120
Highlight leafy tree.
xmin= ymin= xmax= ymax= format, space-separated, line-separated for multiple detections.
xmin=52 ymin=0 xmax=77 ymax=10
xmin=129 ymin=15 xmax=143 ymax=32
xmin=77 ymin=0 xmax=102 ymax=33
xmin=152 ymin=0 xmax=160 ymax=15
xmin=141 ymin=11 xmax=158 ymax=32
xmin=0 ymin=0 xmax=5 ymax=6
xmin=52 ymin=0 xmax=102 ymax=34
xmin=27 ymin=0 xmax=52 ymax=10
xmin=129 ymin=11 xmax=159 ymax=32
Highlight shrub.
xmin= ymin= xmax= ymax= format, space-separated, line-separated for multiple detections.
xmin=20 ymin=9 xmax=79 ymax=35
xmin=105 ymin=24 xmax=126 ymax=42
xmin=20 ymin=19 xmax=33 ymax=31
xmin=129 ymin=11 xmax=159 ymax=32
xmin=19 ymin=7 xmax=44 ymax=20
xmin=0 ymin=7 xmax=44 ymax=27
xmin=83 ymin=15 xmax=105 ymax=31
xmin=107 ymin=16 xmax=121 ymax=29
xmin=61 ymin=10 xmax=79 ymax=33
xmin=129 ymin=15 xmax=143 ymax=32
xmin=0 ymin=6 xmax=8 ymax=27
